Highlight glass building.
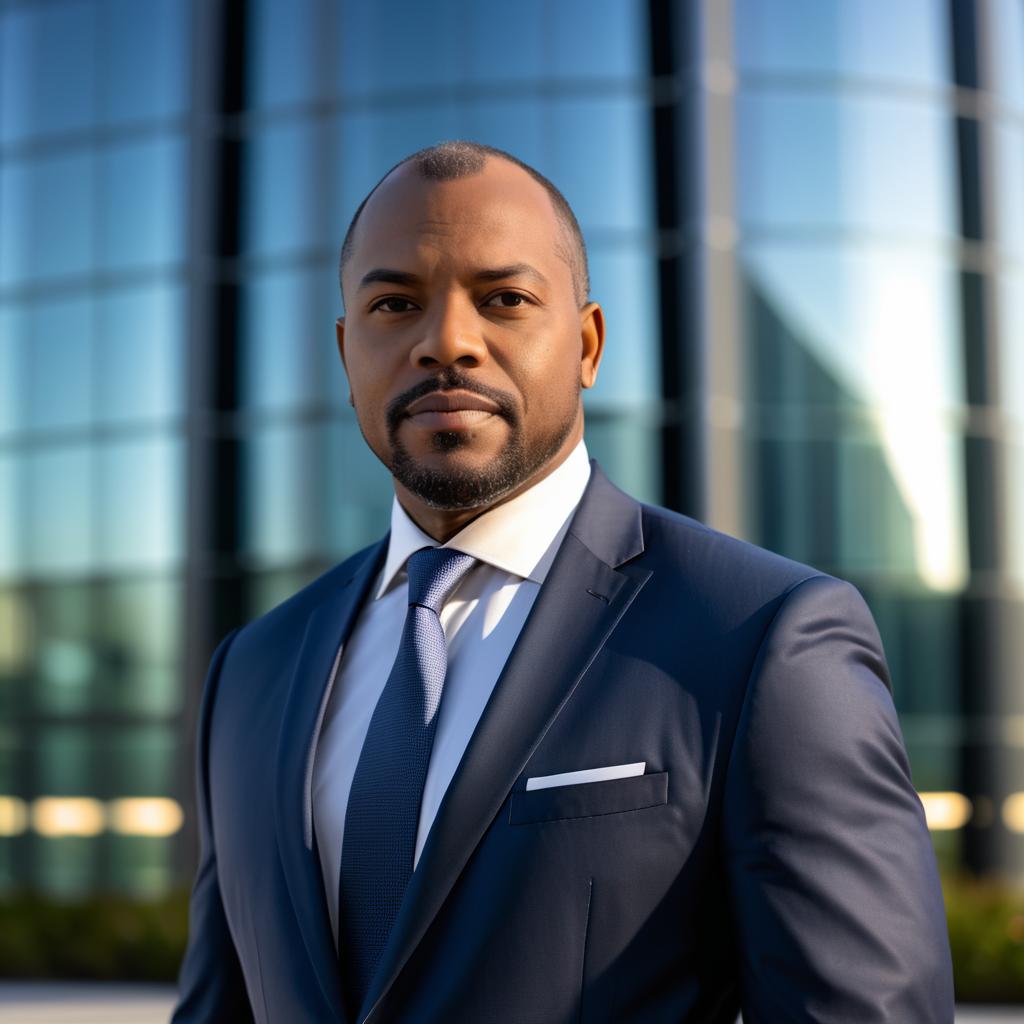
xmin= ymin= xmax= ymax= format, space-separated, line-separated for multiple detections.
xmin=0 ymin=0 xmax=1021 ymax=899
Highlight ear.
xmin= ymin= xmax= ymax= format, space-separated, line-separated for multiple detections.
xmin=578 ymin=302 xmax=605 ymax=389
xmin=335 ymin=317 xmax=354 ymax=406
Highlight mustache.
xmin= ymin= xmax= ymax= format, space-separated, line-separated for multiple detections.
xmin=386 ymin=369 xmax=519 ymax=433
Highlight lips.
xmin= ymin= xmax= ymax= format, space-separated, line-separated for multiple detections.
xmin=403 ymin=390 xmax=501 ymax=416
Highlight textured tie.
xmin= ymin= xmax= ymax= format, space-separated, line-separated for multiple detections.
xmin=338 ymin=545 xmax=476 ymax=1013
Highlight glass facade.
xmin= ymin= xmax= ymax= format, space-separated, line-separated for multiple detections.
xmin=0 ymin=0 xmax=1022 ymax=898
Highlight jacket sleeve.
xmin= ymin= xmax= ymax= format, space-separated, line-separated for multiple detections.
xmin=722 ymin=574 xmax=955 ymax=1023
xmin=171 ymin=627 xmax=255 ymax=1023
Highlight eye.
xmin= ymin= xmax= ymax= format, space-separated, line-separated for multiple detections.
xmin=482 ymin=291 xmax=531 ymax=308
xmin=369 ymin=296 xmax=418 ymax=314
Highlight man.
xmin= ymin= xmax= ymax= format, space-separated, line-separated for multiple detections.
xmin=172 ymin=140 xmax=954 ymax=1023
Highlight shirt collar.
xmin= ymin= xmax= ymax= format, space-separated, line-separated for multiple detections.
xmin=375 ymin=439 xmax=591 ymax=600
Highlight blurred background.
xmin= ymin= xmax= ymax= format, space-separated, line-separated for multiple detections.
xmin=0 ymin=0 xmax=1022 ymax=1006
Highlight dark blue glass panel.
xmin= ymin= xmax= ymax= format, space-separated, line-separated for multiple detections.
xmin=248 ymin=0 xmax=324 ymax=109
xmin=337 ymin=1 xmax=462 ymax=98
xmin=241 ymin=268 xmax=322 ymax=410
xmin=97 ymin=437 xmax=184 ymax=571
xmin=544 ymin=0 xmax=648 ymax=81
xmin=0 ymin=1 xmax=99 ymax=143
xmin=1001 ymin=274 xmax=1024 ymax=423
xmin=737 ymin=92 xmax=955 ymax=239
xmin=96 ymin=283 xmax=186 ymax=424
xmin=101 ymin=0 xmax=190 ymax=124
xmin=23 ymin=296 xmax=94 ymax=434
xmin=735 ymin=0 xmax=949 ymax=85
xmin=99 ymin=137 xmax=187 ymax=271
xmin=0 ymin=153 xmax=97 ymax=286
xmin=546 ymin=95 xmax=652 ymax=232
xmin=243 ymin=118 xmax=325 ymax=257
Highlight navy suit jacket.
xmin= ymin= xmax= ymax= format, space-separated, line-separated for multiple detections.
xmin=171 ymin=462 xmax=954 ymax=1023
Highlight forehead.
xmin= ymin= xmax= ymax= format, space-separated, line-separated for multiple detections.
xmin=348 ymin=159 xmax=570 ymax=279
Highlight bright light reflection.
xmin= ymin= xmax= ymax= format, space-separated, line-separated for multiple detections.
xmin=1001 ymin=793 xmax=1024 ymax=833
xmin=919 ymin=791 xmax=972 ymax=830
xmin=108 ymin=797 xmax=183 ymax=836
xmin=32 ymin=797 xmax=106 ymax=837
xmin=0 ymin=796 xmax=28 ymax=835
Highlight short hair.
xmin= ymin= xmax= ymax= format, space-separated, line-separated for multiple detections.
xmin=338 ymin=140 xmax=590 ymax=309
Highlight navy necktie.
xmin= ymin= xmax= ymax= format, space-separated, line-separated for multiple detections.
xmin=338 ymin=545 xmax=476 ymax=1013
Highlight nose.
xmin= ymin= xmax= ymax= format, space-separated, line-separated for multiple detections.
xmin=408 ymin=292 xmax=488 ymax=370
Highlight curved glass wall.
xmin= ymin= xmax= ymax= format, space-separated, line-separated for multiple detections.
xmin=0 ymin=0 xmax=191 ymax=897
xmin=734 ymin=0 xmax=966 ymax=802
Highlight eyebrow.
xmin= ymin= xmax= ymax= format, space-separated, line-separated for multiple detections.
xmin=357 ymin=262 xmax=550 ymax=292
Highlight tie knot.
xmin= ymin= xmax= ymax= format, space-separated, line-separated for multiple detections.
xmin=405 ymin=547 xmax=476 ymax=613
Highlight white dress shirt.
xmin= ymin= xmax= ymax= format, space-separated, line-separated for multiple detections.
xmin=312 ymin=440 xmax=592 ymax=947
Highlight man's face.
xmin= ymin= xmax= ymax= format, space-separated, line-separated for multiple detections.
xmin=337 ymin=158 xmax=604 ymax=512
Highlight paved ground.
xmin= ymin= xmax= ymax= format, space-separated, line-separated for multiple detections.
xmin=0 ymin=984 xmax=1019 ymax=1022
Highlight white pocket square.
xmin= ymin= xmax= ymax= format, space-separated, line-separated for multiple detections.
xmin=525 ymin=761 xmax=646 ymax=791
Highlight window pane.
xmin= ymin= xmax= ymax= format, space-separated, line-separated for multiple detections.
xmin=0 ymin=457 xmax=16 ymax=577
xmin=243 ymin=119 xmax=325 ymax=258
xmin=31 ymin=583 xmax=96 ymax=715
xmin=0 ymin=307 xmax=15 ymax=436
xmin=0 ymin=1 xmax=99 ymax=144
xmin=741 ymin=244 xmax=963 ymax=411
xmin=0 ymin=152 xmax=97 ymax=287
xmin=737 ymin=92 xmax=956 ymax=239
xmin=735 ymin=0 xmax=949 ymax=86
xmin=242 ymin=424 xmax=323 ymax=564
xmin=1001 ymin=274 xmax=1024 ymax=422
xmin=107 ymin=726 xmax=176 ymax=796
xmin=989 ymin=0 xmax=1024 ymax=111
xmin=323 ymin=417 xmax=392 ymax=559
xmin=584 ymin=242 xmax=659 ymax=406
xmin=96 ymin=577 xmax=182 ymax=715
xmin=97 ymin=437 xmax=185 ymax=571
xmin=248 ymin=0 xmax=324 ymax=109
xmin=547 ymin=95 xmax=653 ymax=233
xmin=22 ymin=296 xmax=94 ymax=434
xmin=96 ymin=283 xmax=186 ymax=425
xmin=336 ymin=1 xmax=462 ymax=98
xmin=99 ymin=137 xmax=188 ymax=271
xmin=545 ymin=0 xmax=648 ymax=81
xmin=25 ymin=445 xmax=94 ymax=576
xmin=994 ymin=121 xmax=1024 ymax=262
xmin=241 ymin=268 xmax=323 ymax=410
xmin=100 ymin=0 xmax=190 ymax=124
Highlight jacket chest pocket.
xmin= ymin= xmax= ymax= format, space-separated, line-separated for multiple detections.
xmin=508 ymin=771 xmax=669 ymax=825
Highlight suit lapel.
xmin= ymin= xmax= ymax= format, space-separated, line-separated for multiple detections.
xmin=273 ymin=537 xmax=388 ymax=1024
xmin=359 ymin=464 xmax=651 ymax=1023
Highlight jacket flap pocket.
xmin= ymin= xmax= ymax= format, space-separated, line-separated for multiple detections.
xmin=509 ymin=771 xmax=669 ymax=825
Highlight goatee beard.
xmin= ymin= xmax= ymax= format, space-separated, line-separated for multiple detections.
xmin=364 ymin=367 xmax=581 ymax=511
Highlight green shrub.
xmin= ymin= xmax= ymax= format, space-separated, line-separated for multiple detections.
xmin=943 ymin=872 xmax=1024 ymax=1003
xmin=1 ymin=876 xmax=1023 ymax=1003
xmin=0 ymin=889 xmax=190 ymax=981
